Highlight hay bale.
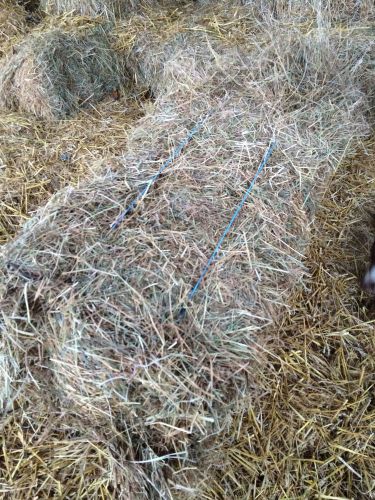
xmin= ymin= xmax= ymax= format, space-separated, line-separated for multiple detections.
xmin=0 ymin=1 xmax=27 ymax=52
xmin=1 ymin=1 xmax=374 ymax=495
xmin=0 ymin=25 xmax=121 ymax=119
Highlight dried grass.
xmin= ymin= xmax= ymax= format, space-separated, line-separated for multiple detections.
xmin=0 ymin=22 xmax=122 ymax=119
xmin=210 ymin=137 xmax=375 ymax=499
xmin=40 ymin=0 xmax=138 ymax=17
xmin=0 ymin=0 xmax=27 ymax=55
xmin=39 ymin=0 xmax=189 ymax=18
xmin=0 ymin=96 xmax=144 ymax=242
xmin=0 ymin=391 xmax=152 ymax=498
xmin=1 ymin=0 xmax=375 ymax=497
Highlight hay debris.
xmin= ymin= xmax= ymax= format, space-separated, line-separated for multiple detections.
xmin=0 ymin=24 xmax=122 ymax=119
xmin=0 ymin=1 xmax=27 ymax=54
xmin=0 ymin=96 xmax=144 ymax=243
xmin=0 ymin=395 xmax=152 ymax=498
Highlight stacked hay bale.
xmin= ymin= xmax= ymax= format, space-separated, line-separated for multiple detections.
xmin=1 ymin=2 xmax=374 ymax=497
xmin=0 ymin=23 xmax=122 ymax=119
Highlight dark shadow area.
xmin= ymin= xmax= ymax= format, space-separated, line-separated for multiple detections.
xmin=17 ymin=0 xmax=40 ymax=12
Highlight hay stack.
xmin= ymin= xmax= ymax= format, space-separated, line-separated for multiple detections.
xmin=1 ymin=1 xmax=374 ymax=496
xmin=0 ymin=25 xmax=121 ymax=119
xmin=0 ymin=1 xmax=27 ymax=53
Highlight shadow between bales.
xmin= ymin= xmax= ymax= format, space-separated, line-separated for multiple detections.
xmin=17 ymin=0 xmax=41 ymax=12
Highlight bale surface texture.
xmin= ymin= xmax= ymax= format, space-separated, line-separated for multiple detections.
xmin=39 ymin=0 xmax=190 ymax=18
xmin=0 ymin=25 xmax=121 ymax=119
xmin=40 ymin=0 xmax=132 ymax=17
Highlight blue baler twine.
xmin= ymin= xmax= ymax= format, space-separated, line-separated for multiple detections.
xmin=110 ymin=114 xmax=210 ymax=230
xmin=184 ymin=140 xmax=276 ymax=312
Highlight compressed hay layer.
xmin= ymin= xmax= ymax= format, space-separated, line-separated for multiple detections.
xmin=0 ymin=24 xmax=121 ymax=119
xmin=0 ymin=1 xmax=27 ymax=53
xmin=1 ymin=1 xmax=375 ymax=497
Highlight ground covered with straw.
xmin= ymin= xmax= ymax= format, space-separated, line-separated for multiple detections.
xmin=0 ymin=95 xmax=144 ymax=242
xmin=0 ymin=1 xmax=28 ymax=55
xmin=1 ymin=0 xmax=375 ymax=498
